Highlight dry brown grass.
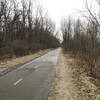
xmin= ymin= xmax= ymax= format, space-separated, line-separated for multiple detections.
xmin=0 ymin=49 xmax=51 ymax=69
xmin=65 ymin=54 xmax=100 ymax=100
xmin=48 ymin=52 xmax=100 ymax=100
xmin=48 ymin=52 xmax=75 ymax=100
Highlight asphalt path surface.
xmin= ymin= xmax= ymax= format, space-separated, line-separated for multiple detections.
xmin=0 ymin=48 xmax=61 ymax=100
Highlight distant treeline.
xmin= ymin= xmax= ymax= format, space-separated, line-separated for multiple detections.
xmin=0 ymin=0 xmax=60 ymax=60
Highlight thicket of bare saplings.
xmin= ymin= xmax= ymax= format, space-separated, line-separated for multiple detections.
xmin=0 ymin=0 xmax=60 ymax=60
xmin=62 ymin=0 xmax=100 ymax=77
xmin=61 ymin=17 xmax=100 ymax=77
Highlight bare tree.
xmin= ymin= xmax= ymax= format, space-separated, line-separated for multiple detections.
xmin=61 ymin=17 xmax=72 ymax=50
xmin=61 ymin=16 xmax=100 ymax=76
xmin=0 ymin=0 xmax=60 ymax=59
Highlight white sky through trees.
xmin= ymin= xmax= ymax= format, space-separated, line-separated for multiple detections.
xmin=41 ymin=0 xmax=93 ymax=27
xmin=40 ymin=0 xmax=97 ymax=28
xmin=0 ymin=0 xmax=97 ymax=28
xmin=42 ymin=0 xmax=84 ymax=26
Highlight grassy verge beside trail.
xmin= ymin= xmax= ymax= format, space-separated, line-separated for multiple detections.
xmin=0 ymin=49 xmax=52 ymax=69
xmin=48 ymin=52 xmax=100 ymax=100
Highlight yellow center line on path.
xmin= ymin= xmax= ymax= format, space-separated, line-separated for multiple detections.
xmin=13 ymin=78 xmax=23 ymax=86
xmin=13 ymin=66 xmax=39 ymax=86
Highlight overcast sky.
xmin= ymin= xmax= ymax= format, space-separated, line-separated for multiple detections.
xmin=0 ymin=0 xmax=97 ymax=28
xmin=38 ymin=0 xmax=97 ymax=28
xmin=42 ymin=0 xmax=85 ymax=24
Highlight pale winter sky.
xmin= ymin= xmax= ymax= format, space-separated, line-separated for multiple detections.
xmin=0 ymin=0 xmax=98 ymax=28
xmin=39 ymin=0 xmax=97 ymax=28
xmin=42 ymin=0 xmax=85 ymax=26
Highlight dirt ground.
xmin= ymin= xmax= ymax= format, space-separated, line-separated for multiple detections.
xmin=48 ymin=52 xmax=100 ymax=100
xmin=0 ymin=49 xmax=51 ymax=69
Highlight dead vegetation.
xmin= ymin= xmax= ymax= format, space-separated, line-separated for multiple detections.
xmin=48 ymin=52 xmax=100 ymax=100
xmin=48 ymin=53 xmax=74 ymax=100
xmin=0 ymin=49 xmax=51 ymax=69
xmin=68 ymin=55 xmax=100 ymax=100
xmin=0 ymin=0 xmax=60 ymax=61
xmin=61 ymin=0 xmax=100 ymax=78
xmin=60 ymin=1 xmax=100 ymax=99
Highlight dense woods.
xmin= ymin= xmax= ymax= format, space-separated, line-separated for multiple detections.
xmin=0 ymin=0 xmax=59 ymax=60
xmin=1 ymin=0 xmax=100 ymax=78
xmin=62 ymin=0 xmax=100 ymax=77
